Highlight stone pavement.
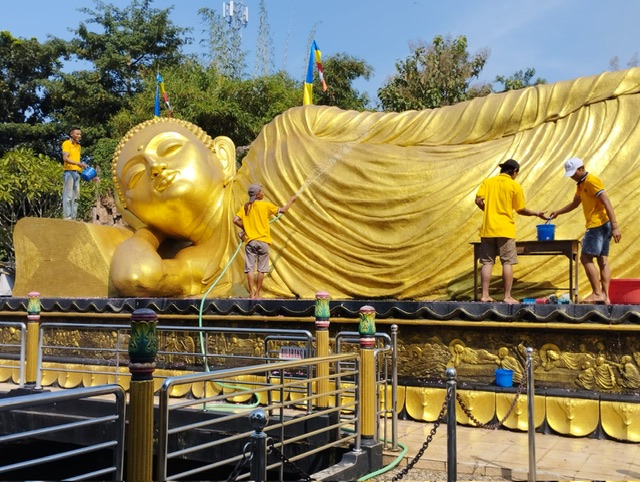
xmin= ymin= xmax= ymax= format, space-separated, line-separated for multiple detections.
xmin=375 ymin=418 xmax=640 ymax=481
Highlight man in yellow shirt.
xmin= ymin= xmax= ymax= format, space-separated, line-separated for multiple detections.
xmin=475 ymin=159 xmax=548 ymax=303
xmin=233 ymin=184 xmax=297 ymax=298
xmin=61 ymin=127 xmax=87 ymax=220
xmin=550 ymin=158 xmax=622 ymax=304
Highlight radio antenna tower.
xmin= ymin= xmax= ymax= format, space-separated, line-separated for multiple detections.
xmin=223 ymin=1 xmax=249 ymax=35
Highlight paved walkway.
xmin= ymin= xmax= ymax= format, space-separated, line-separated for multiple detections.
xmin=379 ymin=418 xmax=640 ymax=481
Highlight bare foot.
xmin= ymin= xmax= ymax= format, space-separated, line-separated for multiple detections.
xmin=503 ymin=297 xmax=519 ymax=304
xmin=480 ymin=297 xmax=496 ymax=302
xmin=580 ymin=293 xmax=606 ymax=304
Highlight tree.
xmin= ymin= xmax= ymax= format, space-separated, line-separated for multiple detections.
xmin=109 ymin=61 xmax=302 ymax=153
xmin=610 ymin=53 xmax=639 ymax=71
xmin=494 ymin=68 xmax=546 ymax=92
xmin=48 ymin=0 xmax=190 ymax=133
xmin=199 ymin=7 xmax=247 ymax=79
xmin=0 ymin=32 xmax=67 ymax=157
xmin=0 ymin=31 xmax=65 ymax=124
xmin=315 ymin=53 xmax=373 ymax=111
xmin=0 ymin=148 xmax=62 ymax=263
xmin=378 ymin=35 xmax=490 ymax=111
xmin=254 ymin=0 xmax=274 ymax=78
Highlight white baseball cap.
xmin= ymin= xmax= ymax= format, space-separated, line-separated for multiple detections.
xmin=563 ymin=157 xmax=584 ymax=177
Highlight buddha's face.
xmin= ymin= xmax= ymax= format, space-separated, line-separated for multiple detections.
xmin=116 ymin=122 xmax=225 ymax=236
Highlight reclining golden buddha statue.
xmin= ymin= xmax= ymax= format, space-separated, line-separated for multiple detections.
xmin=13 ymin=68 xmax=640 ymax=299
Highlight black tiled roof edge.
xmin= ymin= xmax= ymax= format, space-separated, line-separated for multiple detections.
xmin=1 ymin=297 xmax=640 ymax=324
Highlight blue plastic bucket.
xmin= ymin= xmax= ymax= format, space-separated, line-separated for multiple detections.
xmin=495 ymin=369 xmax=514 ymax=387
xmin=536 ymin=224 xmax=555 ymax=241
xmin=81 ymin=166 xmax=97 ymax=181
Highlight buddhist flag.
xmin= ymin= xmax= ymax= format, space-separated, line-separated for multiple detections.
xmin=155 ymin=72 xmax=173 ymax=117
xmin=303 ymin=40 xmax=328 ymax=105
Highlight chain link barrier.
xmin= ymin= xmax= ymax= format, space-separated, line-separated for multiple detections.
xmin=392 ymin=358 xmax=532 ymax=481
xmin=225 ymin=438 xmax=315 ymax=482
xmin=391 ymin=388 xmax=453 ymax=482
xmin=267 ymin=438 xmax=315 ymax=482
xmin=457 ymin=358 xmax=531 ymax=430
xmin=226 ymin=442 xmax=253 ymax=482
xmin=229 ymin=361 xmax=531 ymax=482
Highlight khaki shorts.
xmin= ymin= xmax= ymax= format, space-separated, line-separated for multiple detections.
xmin=245 ymin=240 xmax=271 ymax=273
xmin=479 ymin=237 xmax=518 ymax=265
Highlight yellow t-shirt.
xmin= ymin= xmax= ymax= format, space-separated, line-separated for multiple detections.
xmin=62 ymin=139 xmax=82 ymax=172
xmin=236 ymin=200 xmax=279 ymax=244
xmin=476 ymin=173 xmax=525 ymax=238
xmin=576 ymin=173 xmax=609 ymax=228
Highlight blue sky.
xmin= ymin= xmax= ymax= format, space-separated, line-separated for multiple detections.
xmin=3 ymin=0 xmax=640 ymax=103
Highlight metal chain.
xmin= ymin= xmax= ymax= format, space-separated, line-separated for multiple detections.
xmin=226 ymin=442 xmax=253 ymax=482
xmin=456 ymin=358 xmax=531 ymax=430
xmin=267 ymin=438 xmax=315 ymax=482
xmin=391 ymin=388 xmax=453 ymax=482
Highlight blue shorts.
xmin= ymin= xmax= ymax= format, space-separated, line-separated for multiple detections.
xmin=582 ymin=221 xmax=612 ymax=257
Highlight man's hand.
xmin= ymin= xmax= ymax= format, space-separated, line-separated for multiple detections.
xmin=238 ymin=230 xmax=246 ymax=241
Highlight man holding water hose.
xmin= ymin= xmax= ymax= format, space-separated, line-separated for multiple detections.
xmin=233 ymin=184 xmax=297 ymax=299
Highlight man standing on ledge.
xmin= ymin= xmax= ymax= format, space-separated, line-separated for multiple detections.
xmin=549 ymin=157 xmax=621 ymax=304
xmin=61 ymin=127 xmax=87 ymax=220
xmin=233 ymin=184 xmax=297 ymax=299
xmin=475 ymin=159 xmax=548 ymax=303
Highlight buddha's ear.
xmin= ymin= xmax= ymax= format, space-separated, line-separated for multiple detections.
xmin=213 ymin=136 xmax=236 ymax=185
xmin=114 ymin=196 xmax=146 ymax=230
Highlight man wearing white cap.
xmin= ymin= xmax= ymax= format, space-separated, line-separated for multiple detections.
xmin=550 ymin=157 xmax=621 ymax=304
xmin=233 ymin=184 xmax=297 ymax=298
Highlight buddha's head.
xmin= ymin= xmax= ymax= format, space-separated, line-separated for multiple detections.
xmin=112 ymin=117 xmax=236 ymax=236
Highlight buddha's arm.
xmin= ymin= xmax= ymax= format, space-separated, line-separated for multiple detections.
xmin=110 ymin=228 xmax=193 ymax=297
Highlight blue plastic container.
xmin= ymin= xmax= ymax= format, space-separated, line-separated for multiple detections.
xmin=495 ymin=369 xmax=514 ymax=387
xmin=536 ymin=224 xmax=555 ymax=240
xmin=81 ymin=166 xmax=97 ymax=181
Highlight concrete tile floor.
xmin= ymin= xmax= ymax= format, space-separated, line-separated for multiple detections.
xmin=381 ymin=418 xmax=640 ymax=481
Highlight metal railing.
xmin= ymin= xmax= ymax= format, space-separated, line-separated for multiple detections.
xmin=0 ymin=321 xmax=26 ymax=387
xmin=157 ymin=353 xmax=361 ymax=481
xmin=34 ymin=322 xmax=315 ymax=388
xmin=0 ymin=384 xmax=126 ymax=481
xmin=335 ymin=327 xmax=398 ymax=450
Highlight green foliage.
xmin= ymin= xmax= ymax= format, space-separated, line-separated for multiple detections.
xmin=315 ymin=53 xmax=373 ymax=111
xmin=494 ymin=68 xmax=546 ymax=92
xmin=48 ymin=0 xmax=190 ymax=133
xmin=0 ymin=148 xmax=62 ymax=262
xmin=109 ymin=62 xmax=302 ymax=149
xmin=0 ymin=31 xmax=65 ymax=124
xmin=0 ymin=122 xmax=63 ymax=159
xmin=199 ymin=7 xmax=248 ymax=79
xmin=254 ymin=0 xmax=274 ymax=77
xmin=378 ymin=35 xmax=490 ymax=111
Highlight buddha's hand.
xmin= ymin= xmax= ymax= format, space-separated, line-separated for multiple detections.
xmin=110 ymin=228 xmax=187 ymax=297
